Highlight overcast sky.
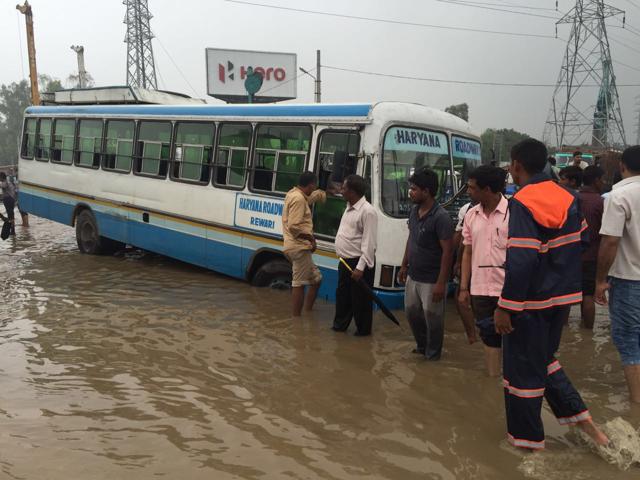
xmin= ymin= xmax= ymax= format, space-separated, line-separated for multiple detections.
xmin=1 ymin=0 xmax=639 ymax=141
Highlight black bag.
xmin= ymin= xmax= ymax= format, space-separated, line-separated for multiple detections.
xmin=1 ymin=221 xmax=10 ymax=240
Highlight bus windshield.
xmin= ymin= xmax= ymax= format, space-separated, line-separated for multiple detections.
xmin=381 ymin=126 xmax=451 ymax=217
xmin=451 ymin=135 xmax=481 ymax=189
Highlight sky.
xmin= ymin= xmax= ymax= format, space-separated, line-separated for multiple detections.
xmin=1 ymin=0 xmax=639 ymax=141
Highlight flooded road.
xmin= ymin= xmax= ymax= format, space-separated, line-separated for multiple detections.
xmin=0 ymin=217 xmax=638 ymax=479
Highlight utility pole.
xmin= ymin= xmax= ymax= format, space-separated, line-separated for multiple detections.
xmin=543 ymin=0 xmax=626 ymax=150
xmin=315 ymin=50 xmax=321 ymax=103
xmin=70 ymin=45 xmax=87 ymax=88
xmin=16 ymin=1 xmax=40 ymax=105
xmin=299 ymin=50 xmax=322 ymax=103
xmin=123 ymin=0 xmax=158 ymax=89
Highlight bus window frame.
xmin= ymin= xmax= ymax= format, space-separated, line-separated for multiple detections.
xmin=450 ymin=133 xmax=482 ymax=194
xmin=102 ymin=119 xmax=137 ymax=175
xmin=311 ymin=127 xmax=362 ymax=241
xmin=133 ymin=119 xmax=174 ymax=180
xmin=20 ymin=117 xmax=36 ymax=160
xmin=249 ymin=122 xmax=312 ymax=197
xmin=313 ymin=127 xmax=362 ymax=187
xmin=379 ymin=123 xmax=454 ymax=219
xmin=35 ymin=117 xmax=52 ymax=162
xmin=50 ymin=117 xmax=78 ymax=166
xmin=74 ymin=118 xmax=104 ymax=170
xmin=170 ymin=120 xmax=216 ymax=186
xmin=212 ymin=121 xmax=254 ymax=191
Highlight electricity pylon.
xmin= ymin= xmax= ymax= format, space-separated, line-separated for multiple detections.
xmin=543 ymin=0 xmax=627 ymax=150
xmin=124 ymin=0 xmax=158 ymax=89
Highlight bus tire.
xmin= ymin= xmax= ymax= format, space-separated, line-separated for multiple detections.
xmin=75 ymin=210 xmax=123 ymax=255
xmin=251 ymin=259 xmax=292 ymax=290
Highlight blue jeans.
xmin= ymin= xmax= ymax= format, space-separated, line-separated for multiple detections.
xmin=609 ymin=277 xmax=640 ymax=366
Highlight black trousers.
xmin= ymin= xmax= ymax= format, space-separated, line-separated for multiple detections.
xmin=3 ymin=196 xmax=15 ymax=235
xmin=333 ymin=257 xmax=374 ymax=334
xmin=503 ymin=306 xmax=589 ymax=449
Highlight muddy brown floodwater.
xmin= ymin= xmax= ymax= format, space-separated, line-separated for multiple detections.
xmin=0 ymin=216 xmax=638 ymax=479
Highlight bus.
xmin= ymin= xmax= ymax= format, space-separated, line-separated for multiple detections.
xmin=18 ymin=102 xmax=481 ymax=309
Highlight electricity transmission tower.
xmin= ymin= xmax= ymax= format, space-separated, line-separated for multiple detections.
xmin=544 ymin=0 xmax=627 ymax=150
xmin=123 ymin=0 xmax=158 ymax=89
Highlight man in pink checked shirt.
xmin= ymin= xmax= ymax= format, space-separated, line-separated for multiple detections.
xmin=459 ymin=165 xmax=509 ymax=377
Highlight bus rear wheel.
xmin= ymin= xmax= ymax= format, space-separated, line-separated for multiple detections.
xmin=75 ymin=210 xmax=122 ymax=255
xmin=251 ymin=259 xmax=292 ymax=290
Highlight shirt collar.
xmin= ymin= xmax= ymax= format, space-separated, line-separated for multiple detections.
xmin=348 ymin=196 xmax=366 ymax=211
xmin=522 ymin=172 xmax=552 ymax=187
xmin=613 ymin=175 xmax=640 ymax=190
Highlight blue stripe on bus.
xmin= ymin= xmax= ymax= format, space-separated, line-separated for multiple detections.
xmin=25 ymin=104 xmax=373 ymax=118
xmin=20 ymin=189 xmax=404 ymax=308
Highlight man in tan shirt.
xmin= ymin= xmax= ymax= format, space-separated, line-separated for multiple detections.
xmin=283 ymin=171 xmax=327 ymax=316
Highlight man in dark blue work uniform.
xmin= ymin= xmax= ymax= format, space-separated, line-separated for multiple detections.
xmin=494 ymin=139 xmax=609 ymax=450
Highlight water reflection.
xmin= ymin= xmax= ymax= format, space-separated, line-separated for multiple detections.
xmin=0 ymin=217 xmax=637 ymax=479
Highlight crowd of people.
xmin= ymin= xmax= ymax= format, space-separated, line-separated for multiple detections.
xmin=282 ymin=140 xmax=640 ymax=452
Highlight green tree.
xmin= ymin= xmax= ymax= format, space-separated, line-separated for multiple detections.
xmin=0 ymin=80 xmax=30 ymax=166
xmin=39 ymin=74 xmax=63 ymax=93
xmin=0 ymin=75 xmax=63 ymax=166
xmin=445 ymin=103 xmax=469 ymax=122
xmin=480 ymin=128 xmax=530 ymax=165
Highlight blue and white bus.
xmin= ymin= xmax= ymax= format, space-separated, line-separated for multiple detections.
xmin=18 ymin=102 xmax=481 ymax=308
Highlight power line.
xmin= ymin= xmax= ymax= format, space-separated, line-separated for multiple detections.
xmin=435 ymin=0 xmax=558 ymax=12
xmin=322 ymin=64 xmax=640 ymax=87
xmin=608 ymin=31 xmax=640 ymax=54
xmin=16 ymin=11 xmax=26 ymax=80
xmin=435 ymin=0 xmax=560 ymax=19
xmin=624 ymin=0 xmax=640 ymax=10
xmin=260 ymin=67 xmax=313 ymax=95
xmin=153 ymin=34 xmax=200 ymax=98
xmin=223 ymin=0 xmax=558 ymax=39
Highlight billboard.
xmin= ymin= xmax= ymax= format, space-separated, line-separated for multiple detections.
xmin=206 ymin=48 xmax=297 ymax=103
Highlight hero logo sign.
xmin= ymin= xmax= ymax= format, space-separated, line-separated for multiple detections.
xmin=218 ymin=61 xmax=287 ymax=83
xmin=206 ymin=48 xmax=297 ymax=101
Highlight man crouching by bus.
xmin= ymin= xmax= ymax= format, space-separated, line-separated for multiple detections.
xmin=283 ymin=172 xmax=327 ymax=317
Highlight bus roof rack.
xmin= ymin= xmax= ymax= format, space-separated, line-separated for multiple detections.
xmin=41 ymin=86 xmax=206 ymax=105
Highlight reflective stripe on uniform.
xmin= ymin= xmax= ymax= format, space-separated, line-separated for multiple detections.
xmin=539 ymin=229 xmax=584 ymax=253
xmin=507 ymin=434 xmax=545 ymax=450
xmin=557 ymin=409 xmax=591 ymax=425
xmin=498 ymin=292 xmax=583 ymax=312
xmin=547 ymin=360 xmax=562 ymax=375
xmin=502 ymin=379 xmax=545 ymax=398
xmin=507 ymin=237 xmax=542 ymax=249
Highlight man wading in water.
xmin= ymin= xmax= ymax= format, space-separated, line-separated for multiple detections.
xmin=459 ymin=165 xmax=509 ymax=376
xmin=282 ymin=172 xmax=328 ymax=317
xmin=494 ymin=139 xmax=608 ymax=450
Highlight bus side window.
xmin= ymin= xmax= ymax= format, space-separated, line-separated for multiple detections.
xmin=251 ymin=124 xmax=311 ymax=194
xmin=312 ymin=130 xmax=360 ymax=238
xmin=135 ymin=121 xmax=172 ymax=178
xmin=35 ymin=118 xmax=51 ymax=161
xmin=76 ymin=119 xmax=103 ymax=169
xmin=103 ymin=120 xmax=135 ymax=173
xmin=21 ymin=118 xmax=37 ymax=159
xmin=214 ymin=123 xmax=252 ymax=189
xmin=172 ymin=122 xmax=215 ymax=184
xmin=51 ymin=119 xmax=76 ymax=165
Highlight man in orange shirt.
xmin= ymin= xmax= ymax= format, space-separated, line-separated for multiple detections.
xmin=282 ymin=172 xmax=327 ymax=317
